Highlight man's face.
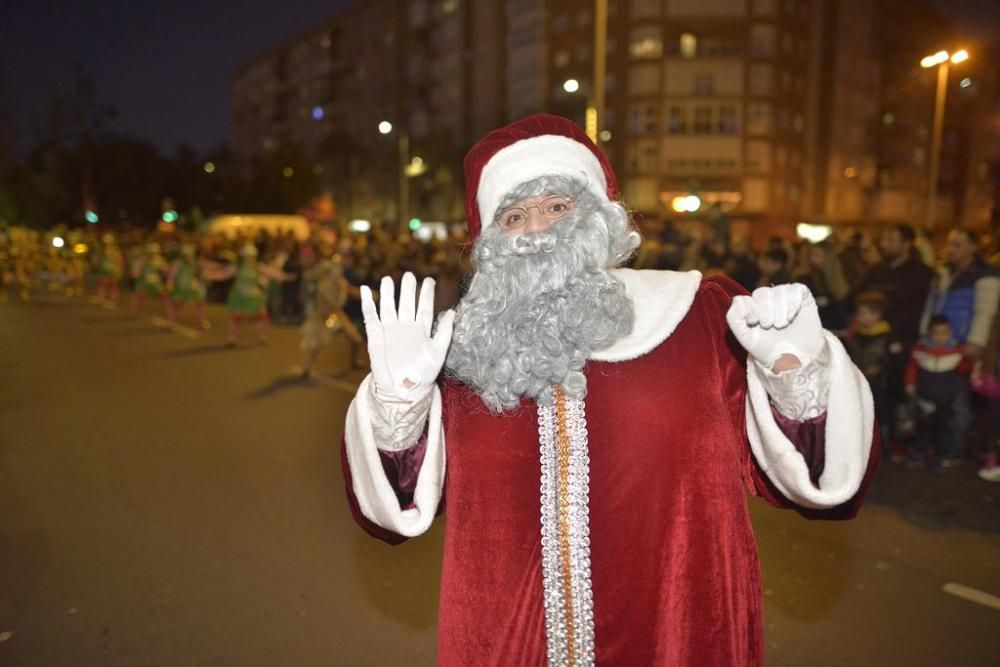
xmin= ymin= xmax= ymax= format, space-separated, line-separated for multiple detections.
xmin=880 ymin=230 xmax=904 ymax=260
xmin=496 ymin=194 xmax=575 ymax=236
xmin=929 ymin=323 xmax=952 ymax=346
xmin=946 ymin=231 xmax=975 ymax=265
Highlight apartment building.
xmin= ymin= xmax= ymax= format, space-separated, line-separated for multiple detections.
xmin=232 ymin=0 xmax=997 ymax=231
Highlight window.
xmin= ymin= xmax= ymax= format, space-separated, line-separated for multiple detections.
xmin=628 ymin=64 xmax=660 ymax=95
xmin=627 ymin=139 xmax=659 ymax=173
xmin=667 ymin=106 xmax=688 ymax=134
xmin=629 ymin=26 xmax=663 ymax=59
xmin=750 ymin=24 xmax=776 ymax=58
xmin=552 ymin=14 xmax=570 ymax=32
xmin=793 ymin=112 xmax=805 ymax=132
xmin=694 ymin=73 xmax=715 ymax=95
xmin=745 ymin=140 xmax=772 ymax=173
xmin=701 ymin=36 xmax=743 ymax=57
xmin=630 ymin=0 xmax=661 ymax=18
xmin=680 ymin=33 xmax=698 ymax=59
xmin=576 ymin=8 xmax=592 ymax=25
xmin=719 ymin=105 xmax=739 ymax=134
xmin=694 ymin=106 xmax=713 ymax=134
xmin=748 ymin=63 xmax=774 ymax=95
xmin=775 ymin=146 xmax=786 ymax=166
xmin=553 ymin=50 xmax=571 ymax=67
xmin=746 ymin=102 xmax=772 ymax=135
xmin=629 ymin=104 xmax=658 ymax=134
xmin=576 ymin=45 xmax=592 ymax=60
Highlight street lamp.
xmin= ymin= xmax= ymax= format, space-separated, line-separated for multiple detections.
xmin=378 ymin=120 xmax=411 ymax=232
xmin=920 ymin=48 xmax=969 ymax=230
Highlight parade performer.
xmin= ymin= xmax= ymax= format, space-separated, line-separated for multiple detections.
xmin=94 ymin=233 xmax=124 ymax=305
xmin=299 ymin=249 xmax=365 ymax=378
xmin=0 ymin=229 xmax=11 ymax=303
xmin=12 ymin=229 xmax=40 ymax=303
xmin=341 ymin=115 xmax=878 ymax=666
xmin=208 ymin=243 xmax=288 ymax=346
xmin=166 ymin=242 xmax=209 ymax=330
xmin=129 ymin=242 xmax=168 ymax=316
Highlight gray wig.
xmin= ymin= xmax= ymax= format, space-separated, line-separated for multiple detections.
xmin=446 ymin=175 xmax=641 ymax=412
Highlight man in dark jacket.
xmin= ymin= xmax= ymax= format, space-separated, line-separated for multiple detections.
xmin=860 ymin=224 xmax=933 ymax=348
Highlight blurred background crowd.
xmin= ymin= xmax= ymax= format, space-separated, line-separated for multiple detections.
xmin=3 ymin=215 xmax=999 ymax=481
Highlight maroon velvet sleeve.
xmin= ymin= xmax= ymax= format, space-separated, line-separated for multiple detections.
xmin=773 ymin=410 xmax=826 ymax=487
xmin=339 ymin=435 xmax=433 ymax=546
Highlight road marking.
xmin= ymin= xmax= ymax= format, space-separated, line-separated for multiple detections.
xmin=942 ymin=582 xmax=1000 ymax=612
xmin=149 ymin=317 xmax=201 ymax=339
xmin=312 ymin=374 xmax=360 ymax=393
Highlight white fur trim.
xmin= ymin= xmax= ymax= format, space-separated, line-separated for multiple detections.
xmin=745 ymin=331 xmax=874 ymax=509
xmin=477 ymin=134 xmax=609 ymax=231
xmin=589 ymin=269 xmax=703 ymax=362
xmin=344 ymin=374 xmax=445 ymax=537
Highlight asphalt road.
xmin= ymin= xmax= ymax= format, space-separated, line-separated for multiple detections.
xmin=2 ymin=291 xmax=999 ymax=666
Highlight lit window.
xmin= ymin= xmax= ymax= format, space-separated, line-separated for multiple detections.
xmin=553 ymin=50 xmax=571 ymax=67
xmin=680 ymin=33 xmax=698 ymax=59
xmin=629 ymin=26 xmax=663 ymax=59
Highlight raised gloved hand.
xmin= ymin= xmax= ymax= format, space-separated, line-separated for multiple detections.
xmin=361 ymin=272 xmax=455 ymax=398
xmin=726 ymin=283 xmax=825 ymax=370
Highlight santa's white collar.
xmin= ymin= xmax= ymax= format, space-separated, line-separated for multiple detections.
xmin=589 ymin=269 xmax=703 ymax=362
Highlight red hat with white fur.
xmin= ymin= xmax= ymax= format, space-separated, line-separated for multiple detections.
xmin=463 ymin=114 xmax=619 ymax=242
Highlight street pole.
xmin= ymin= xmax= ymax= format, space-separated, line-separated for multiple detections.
xmin=399 ymin=131 xmax=410 ymax=234
xmin=926 ymin=61 xmax=949 ymax=231
xmin=590 ymin=0 xmax=608 ymax=145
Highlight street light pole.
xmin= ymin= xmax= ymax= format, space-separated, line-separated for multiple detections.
xmin=590 ymin=0 xmax=608 ymax=145
xmin=926 ymin=61 xmax=949 ymax=231
xmin=921 ymin=49 xmax=968 ymax=231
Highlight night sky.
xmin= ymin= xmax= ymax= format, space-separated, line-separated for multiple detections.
xmin=2 ymin=0 xmax=998 ymax=157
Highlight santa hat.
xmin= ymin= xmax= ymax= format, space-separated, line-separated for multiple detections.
xmin=463 ymin=114 xmax=619 ymax=242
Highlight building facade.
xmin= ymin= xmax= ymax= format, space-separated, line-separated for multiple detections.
xmin=232 ymin=0 xmax=998 ymax=233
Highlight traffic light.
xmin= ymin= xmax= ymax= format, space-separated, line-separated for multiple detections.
xmin=85 ymin=210 xmax=99 ymax=224
xmin=408 ymin=217 xmax=422 ymax=231
xmin=162 ymin=210 xmax=178 ymax=223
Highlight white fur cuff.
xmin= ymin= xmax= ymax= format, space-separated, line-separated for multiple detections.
xmin=344 ymin=374 xmax=446 ymax=536
xmin=745 ymin=332 xmax=874 ymax=509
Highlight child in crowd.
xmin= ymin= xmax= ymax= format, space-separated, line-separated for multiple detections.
xmin=846 ymin=291 xmax=895 ymax=455
xmin=904 ymin=314 xmax=974 ymax=470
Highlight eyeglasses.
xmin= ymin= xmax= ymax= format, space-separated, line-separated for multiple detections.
xmin=497 ymin=196 xmax=575 ymax=231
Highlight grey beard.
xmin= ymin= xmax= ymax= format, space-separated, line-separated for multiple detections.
xmin=445 ymin=205 xmax=635 ymax=413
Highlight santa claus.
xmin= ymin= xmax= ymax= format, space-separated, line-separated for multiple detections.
xmin=341 ymin=114 xmax=878 ymax=666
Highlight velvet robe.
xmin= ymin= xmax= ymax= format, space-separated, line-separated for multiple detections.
xmin=342 ymin=276 xmax=879 ymax=666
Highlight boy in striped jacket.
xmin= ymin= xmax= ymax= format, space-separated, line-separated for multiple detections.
xmin=904 ymin=314 xmax=974 ymax=469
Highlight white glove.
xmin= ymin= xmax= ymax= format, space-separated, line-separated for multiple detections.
xmin=726 ymin=284 xmax=825 ymax=369
xmin=361 ymin=272 xmax=455 ymax=400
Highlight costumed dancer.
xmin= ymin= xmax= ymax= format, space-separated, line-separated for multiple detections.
xmin=340 ymin=115 xmax=879 ymax=666
xmin=12 ymin=230 xmax=40 ymax=303
xmin=166 ymin=242 xmax=209 ymax=329
xmin=299 ymin=249 xmax=365 ymax=378
xmin=94 ymin=233 xmax=124 ymax=305
xmin=129 ymin=242 xmax=168 ymax=316
xmin=0 ymin=228 xmax=10 ymax=303
xmin=208 ymin=243 xmax=288 ymax=346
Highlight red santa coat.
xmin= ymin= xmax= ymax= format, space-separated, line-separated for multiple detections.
xmin=342 ymin=272 xmax=878 ymax=666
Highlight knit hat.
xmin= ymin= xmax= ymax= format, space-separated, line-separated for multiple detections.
xmin=463 ymin=114 xmax=619 ymax=242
